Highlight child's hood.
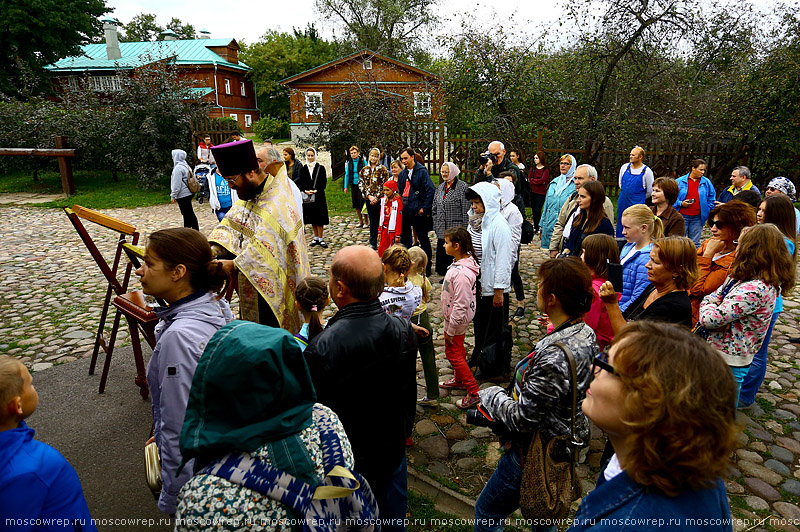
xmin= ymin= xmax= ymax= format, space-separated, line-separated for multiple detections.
xmin=384 ymin=280 xmax=417 ymax=295
xmin=0 ymin=421 xmax=34 ymax=470
xmin=454 ymin=256 xmax=480 ymax=276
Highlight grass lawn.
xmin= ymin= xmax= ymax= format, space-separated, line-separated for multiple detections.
xmin=0 ymin=170 xmax=170 ymax=209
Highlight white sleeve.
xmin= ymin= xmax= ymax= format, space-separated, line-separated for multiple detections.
xmin=644 ymin=167 xmax=654 ymax=197
xmin=619 ymin=164 xmax=626 ymax=187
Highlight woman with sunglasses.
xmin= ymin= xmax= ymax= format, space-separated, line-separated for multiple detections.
xmin=569 ymin=321 xmax=737 ymax=531
xmin=474 ymin=257 xmax=598 ymax=532
xmin=688 ymin=201 xmax=756 ymax=323
xmin=698 ymin=223 xmax=795 ymax=404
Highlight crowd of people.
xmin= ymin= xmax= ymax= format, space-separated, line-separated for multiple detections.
xmin=2 ymin=138 xmax=798 ymax=531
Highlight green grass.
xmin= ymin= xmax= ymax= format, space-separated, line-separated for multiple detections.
xmin=0 ymin=170 xmax=169 ymax=209
xmin=407 ymin=491 xmax=474 ymax=532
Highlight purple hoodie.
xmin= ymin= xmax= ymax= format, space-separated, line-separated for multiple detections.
xmin=441 ymin=256 xmax=480 ymax=336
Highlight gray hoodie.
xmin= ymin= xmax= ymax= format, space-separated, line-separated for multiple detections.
xmin=146 ymin=292 xmax=234 ymax=514
xmin=170 ymin=149 xmax=193 ymax=200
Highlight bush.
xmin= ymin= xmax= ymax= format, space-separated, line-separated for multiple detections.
xmin=252 ymin=116 xmax=289 ymax=141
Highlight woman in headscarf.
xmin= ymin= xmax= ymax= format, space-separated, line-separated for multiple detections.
xmin=297 ymin=147 xmax=329 ymax=248
xmin=432 ymin=161 xmax=470 ymax=275
xmin=765 ymin=176 xmax=800 ymax=235
xmin=540 ymin=154 xmax=577 ymax=249
xmin=175 ymin=321 xmax=357 ymax=530
xmin=359 ymin=147 xmax=390 ymax=251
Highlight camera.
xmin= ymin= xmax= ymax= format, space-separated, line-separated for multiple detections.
xmin=478 ymin=152 xmax=498 ymax=166
xmin=466 ymin=403 xmax=495 ymax=427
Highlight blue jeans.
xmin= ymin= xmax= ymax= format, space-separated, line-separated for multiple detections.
xmin=381 ymin=453 xmax=408 ymax=532
xmin=739 ymin=312 xmax=779 ymax=406
xmin=475 ymin=449 xmax=557 ymax=532
xmin=215 ymin=206 xmax=231 ymax=222
xmin=730 ymin=366 xmax=750 ymax=408
xmin=683 ymin=214 xmax=703 ymax=247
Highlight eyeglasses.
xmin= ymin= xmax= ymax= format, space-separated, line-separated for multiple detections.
xmin=710 ymin=219 xmax=726 ymax=228
xmin=592 ymin=349 xmax=615 ymax=376
xmin=559 ymin=162 xmax=571 ymax=165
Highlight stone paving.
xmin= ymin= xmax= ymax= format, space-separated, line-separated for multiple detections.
xmin=3 ymin=201 xmax=800 ymax=530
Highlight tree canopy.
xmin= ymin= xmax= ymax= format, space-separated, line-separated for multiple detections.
xmin=120 ymin=13 xmax=195 ymax=42
xmin=0 ymin=0 xmax=108 ymax=97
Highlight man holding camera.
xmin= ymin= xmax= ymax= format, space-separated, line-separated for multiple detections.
xmin=477 ymin=141 xmax=522 ymax=186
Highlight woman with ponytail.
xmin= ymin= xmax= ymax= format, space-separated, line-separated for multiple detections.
xmin=293 ymin=277 xmax=330 ymax=351
xmin=618 ymin=204 xmax=664 ymax=311
xmin=135 ymin=228 xmax=234 ymax=515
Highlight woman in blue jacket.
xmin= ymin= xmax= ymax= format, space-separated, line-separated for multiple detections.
xmin=673 ymin=159 xmax=716 ymax=246
xmin=136 ymin=228 xmax=234 ymax=514
xmin=618 ymin=204 xmax=664 ymax=311
xmin=540 ymin=154 xmax=577 ymax=249
xmin=571 ymin=321 xmax=736 ymax=531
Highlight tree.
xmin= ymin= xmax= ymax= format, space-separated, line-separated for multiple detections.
xmin=121 ymin=13 xmax=163 ymax=42
xmin=240 ymin=25 xmax=340 ymax=120
xmin=0 ymin=0 xmax=108 ymax=97
xmin=314 ymin=0 xmax=438 ymax=60
xmin=166 ymin=18 xmax=196 ymax=40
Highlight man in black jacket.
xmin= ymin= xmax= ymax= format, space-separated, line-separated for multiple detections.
xmin=304 ymin=245 xmax=417 ymax=531
xmin=397 ymin=147 xmax=435 ymax=275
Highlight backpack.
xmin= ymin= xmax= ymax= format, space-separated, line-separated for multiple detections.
xmin=185 ymin=171 xmax=202 ymax=194
xmin=198 ymin=405 xmax=380 ymax=532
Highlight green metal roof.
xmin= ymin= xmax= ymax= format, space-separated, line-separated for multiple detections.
xmin=184 ymin=87 xmax=215 ymax=99
xmin=44 ymin=39 xmax=250 ymax=73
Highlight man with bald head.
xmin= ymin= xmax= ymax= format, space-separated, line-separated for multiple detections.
xmin=256 ymin=145 xmax=305 ymax=224
xmin=304 ymin=245 xmax=417 ymax=530
xmin=616 ymin=145 xmax=654 ymax=237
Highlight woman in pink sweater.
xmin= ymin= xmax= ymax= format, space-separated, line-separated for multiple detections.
xmin=579 ymin=234 xmax=620 ymax=349
xmin=439 ymin=227 xmax=481 ymax=409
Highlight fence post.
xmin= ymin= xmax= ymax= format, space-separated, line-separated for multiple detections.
xmin=54 ymin=136 xmax=75 ymax=196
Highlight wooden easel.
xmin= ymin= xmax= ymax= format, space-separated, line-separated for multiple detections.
xmin=64 ymin=205 xmax=153 ymax=398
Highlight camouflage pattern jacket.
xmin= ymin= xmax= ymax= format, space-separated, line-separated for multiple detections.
xmin=479 ymin=321 xmax=598 ymax=447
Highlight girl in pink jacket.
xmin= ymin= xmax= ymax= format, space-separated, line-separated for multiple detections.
xmin=439 ymin=227 xmax=481 ymax=409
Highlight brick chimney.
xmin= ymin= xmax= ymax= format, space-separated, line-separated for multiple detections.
xmin=102 ymin=17 xmax=121 ymax=60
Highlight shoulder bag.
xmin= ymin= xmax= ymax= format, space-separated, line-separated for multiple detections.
xmin=519 ymin=341 xmax=582 ymax=520
xmin=303 ymin=169 xmax=318 ymax=204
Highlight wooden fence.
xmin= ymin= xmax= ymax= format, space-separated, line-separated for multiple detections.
xmin=190 ymin=117 xmax=241 ymax=163
xmin=0 ymin=136 xmax=76 ymax=195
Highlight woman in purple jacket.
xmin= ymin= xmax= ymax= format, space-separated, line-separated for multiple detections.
xmin=136 ymin=228 xmax=234 ymax=514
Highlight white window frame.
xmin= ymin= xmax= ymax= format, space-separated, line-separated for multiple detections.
xmin=240 ymin=81 xmax=246 ymax=96
xmin=224 ymin=78 xmax=231 ymax=94
xmin=68 ymin=75 xmax=122 ymax=92
xmin=244 ymin=114 xmax=252 ymax=127
xmin=363 ymin=59 xmax=373 ymax=70
xmin=413 ymin=92 xmax=431 ymax=117
xmin=305 ymin=92 xmax=323 ymax=118
xmin=228 ymin=113 xmax=238 ymax=124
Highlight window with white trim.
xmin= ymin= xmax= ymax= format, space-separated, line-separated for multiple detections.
xmin=245 ymin=114 xmax=252 ymax=127
xmin=413 ymin=92 xmax=431 ymax=117
xmin=240 ymin=81 xmax=246 ymax=96
xmin=305 ymin=92 xmax=323 ymax=118
xmin=363 ymin=59 xmax=373 ymax=70
xmin=224 ymin=78 xmax=231 ymax=94
xmin=67 ymin=75 xmax=122 ymax=92
xmin=229 ymin=113 xmax=238 ymax=123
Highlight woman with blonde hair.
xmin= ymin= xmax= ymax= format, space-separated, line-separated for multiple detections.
xmin=570 ymin=321 xmax=737 ymax=530
xmin=359 ymin=147 xmax=390 ymax=250
xmin=540 ymin=154 xmax=577 ymax=249
xmin=618 ymin=204 xmax=664 ymax=311
xmin=698 ymin=223 xmax=795 ymax=403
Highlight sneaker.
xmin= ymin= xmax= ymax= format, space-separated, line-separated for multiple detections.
xmin=319 ymin=241 xmax=328 ymax=248
xmin=309 ymin=240 xmax=320 ymax=247
xmin=405 ymin=436 xmax=414 ymax=447
xmin=439 ymin=378 xmax=467 ymax=390
xmin=456 ymin=393 xmax=480 ymax=410
xmin=417 ymin=396 xmax=438 ymax=407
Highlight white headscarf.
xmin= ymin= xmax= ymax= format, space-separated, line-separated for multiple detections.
xmin=305 ymin=147 xmax=318 ymax=173
xmin=441 ymin=161 xmax=461 ymax=183
xmin=368 ymin=147 xmax=381 ymax=168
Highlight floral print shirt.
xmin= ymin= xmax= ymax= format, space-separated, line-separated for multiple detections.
xmin=698 ymin=278 xmax=778 ymax=367
xmin=175 ymin=404 xmax=353 ymax=531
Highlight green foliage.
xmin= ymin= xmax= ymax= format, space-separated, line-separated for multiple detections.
xmin=120 ymin=13 xmax=196 ymax=42
xmin=314 ymin=0 xmax=439 ymax=60
xmin=252 ymin=117 xmax=289 ymax=142
xmin=0 ymin=57 xmax=208 ymax=188
xmin=0 ymin=0 xmax=108 ymax=97
xmin=240 ymin=25 xmax=339 ymax=120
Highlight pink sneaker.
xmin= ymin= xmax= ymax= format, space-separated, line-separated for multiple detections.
xmin=456 ymin=393 xmax=480 ymax=410
xmin=439 ymin=378 xmax=467 ymax=390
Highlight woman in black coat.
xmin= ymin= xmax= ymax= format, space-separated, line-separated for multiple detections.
xmin=297 ymin=147 xmax=330 ymax=248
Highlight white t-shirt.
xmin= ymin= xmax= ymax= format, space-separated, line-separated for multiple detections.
xmin=618 ymin=164 xmax=654 ymax=198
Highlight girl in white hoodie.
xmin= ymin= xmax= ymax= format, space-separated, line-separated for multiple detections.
xmin=378 ymin=245 xmax=422 ymax=321
xmin=439 ymin=227 xmax=481 ymax=409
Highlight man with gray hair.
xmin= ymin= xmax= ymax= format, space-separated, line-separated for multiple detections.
xmin=716 ymin=165 xmax=759 ymax=205
xmin=549 ymin=164 xmax=615 ymax=258
xmin=256 ymin=145 xmax=304 ymax=223
xmin=477 ymin=141 xmax=522 ymax=185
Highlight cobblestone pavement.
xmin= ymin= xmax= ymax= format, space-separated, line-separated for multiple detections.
xmin=3 ymin=202 xmax=800 ymax=529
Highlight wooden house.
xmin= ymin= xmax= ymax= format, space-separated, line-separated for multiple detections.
xmin=280 ymin=49 xmax=442 ymax=142
xmin=44 ymin=19 xmax=259 ymax=132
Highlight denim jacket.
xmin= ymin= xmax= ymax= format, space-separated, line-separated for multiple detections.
xmin=568 ymin=466 xmax=732 ymax=531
